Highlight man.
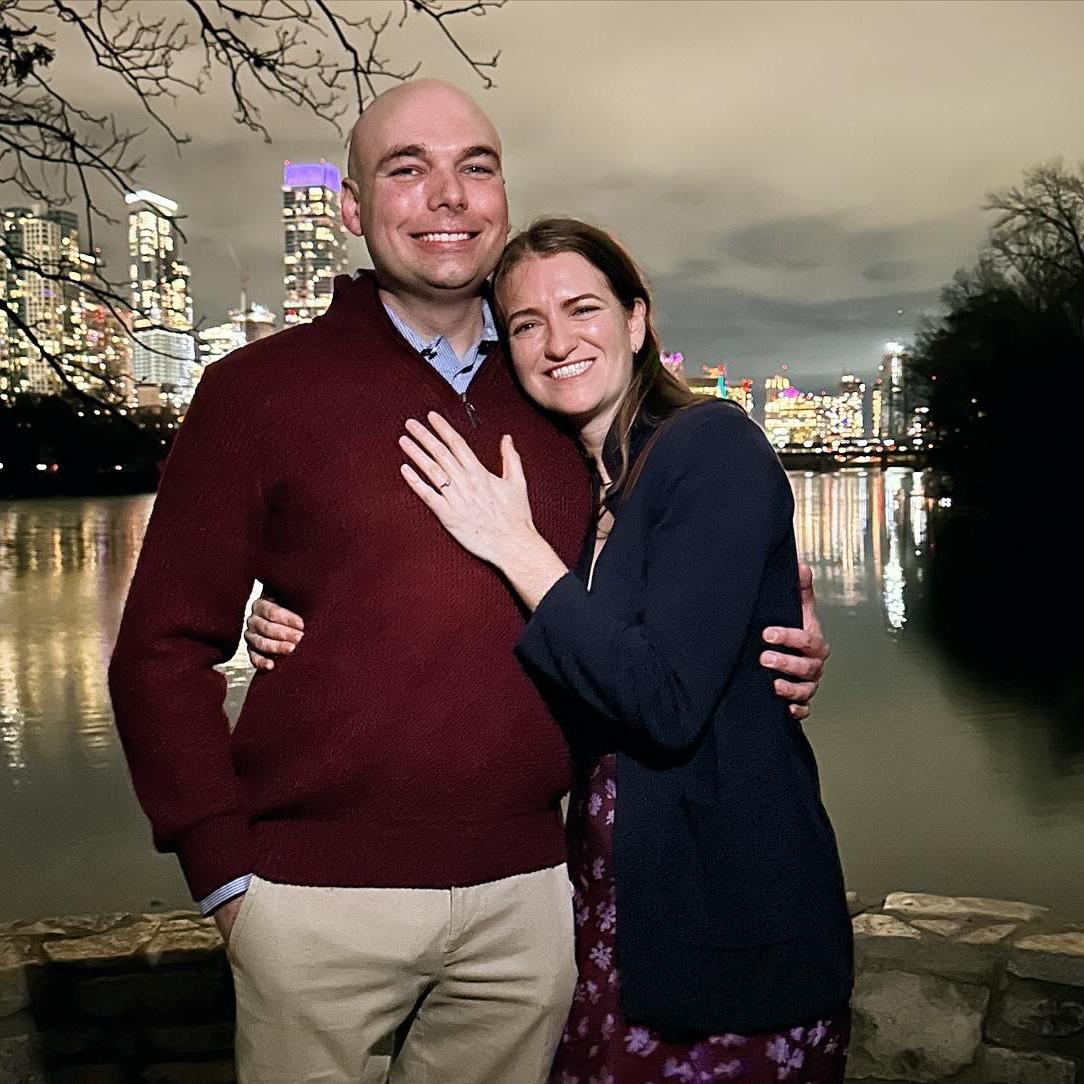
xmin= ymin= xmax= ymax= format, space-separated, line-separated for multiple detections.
xmin=109 ymin=80 xmax=828 ymax=1084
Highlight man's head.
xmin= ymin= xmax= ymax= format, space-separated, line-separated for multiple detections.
xmin=342 ymin=80 xmax=509 ymax=303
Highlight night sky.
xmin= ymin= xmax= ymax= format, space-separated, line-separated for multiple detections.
xmin=7 ymin=0 xmax=1083 ymax=389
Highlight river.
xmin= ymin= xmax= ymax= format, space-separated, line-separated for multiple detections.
xmin=1 ymin=468 xmax=1081 ymax=922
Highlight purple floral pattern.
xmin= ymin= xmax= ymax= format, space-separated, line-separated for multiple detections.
xmin=550 ymin=755 xmax=849 ymax=1084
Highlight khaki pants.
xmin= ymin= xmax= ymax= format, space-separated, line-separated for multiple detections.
xmin=228 ymin=865 xmax=576 ymax=1084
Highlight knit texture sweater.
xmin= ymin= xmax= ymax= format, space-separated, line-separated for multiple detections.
xmin=109 ymin=272 xmax=593 ymax=902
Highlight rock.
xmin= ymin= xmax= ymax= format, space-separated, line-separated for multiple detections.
xmin=0 ymin=1033 xmax=44 ymax=1082
xmin=145 ymin=1024 xmax=235 ymax=1058
xmin=140 ymin=1060 xmax=236 ymax=1083
xmin=854 ymin=912 xmax=1003 ymax=982
xmin=962 ymin=924 xmax=1020 ymax=945
xmin=5 ymin=915 xmax=137 ymax=939
xmin=978 ymin=1044 xmax=1077 ymax=1083
xmin=1010 ymin=932 xmax=1084 ymax=987
xmin=46 ymin=1068 xmax=126 ymax=1084
xmin=913 ymin=919 xmax=966 ymax=937
xmin=37 ymin=1026 xmax=112 ymax=1061
xmin=142 ymin=923 xmax=225 ymax=965
xmin=42 ymin=921 xmax=161 ymax=966
xmin=0 ymin=941 xmax=30 ymax=1018
xmin=848 ymin=969 xmax=989 ymax=1081
xmin=147 ymin=1024 xmax=235 ymax=1059
xmin=853 ymin=913 xmax=922 ymax=939
xmin=139 ymin=911 xmax=203 ymax=924
xmin=986 ymin=976 xmax=1084 ymax=1052
xmin=74 ymin=967 xmax=231 ymax=1021
xmin=848 ymin=891 xmax=879 ymax=916
xmin=884 ymin=893 xmax=1048 ymax=924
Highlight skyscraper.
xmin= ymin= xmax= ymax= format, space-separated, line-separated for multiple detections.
xmin=2 ymin=206 xmax=135 ymax=403
xmin=282 ymin=161 xmax=348 ymax=325
xmin=833 ymin=373 xmax=866 ymax=440
xmin=763 ymin=374 xmax=821 ymax=446
xmin=878 ymin=342 xmax=908 ymax=440
xmin=1 ymin=206 xmax=65 ymax=395
xmin=126 ymin=189 xmax=195 ymax=405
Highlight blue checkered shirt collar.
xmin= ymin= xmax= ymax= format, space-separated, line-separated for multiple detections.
xmin=381 ymin=295 xmax=498 ymax=395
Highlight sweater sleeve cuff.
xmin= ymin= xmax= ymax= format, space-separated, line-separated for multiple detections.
xmin=175 ymin=814 xmax=257 ymax=904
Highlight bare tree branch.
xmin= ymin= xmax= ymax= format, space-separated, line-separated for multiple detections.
xmin=0 ymin=0 xmax=504 ymax=417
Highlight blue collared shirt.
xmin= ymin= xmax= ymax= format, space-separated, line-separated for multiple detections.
xmin=197 ymin=296 xmax=498 ymax=916
xmin=383 ymin=297 xmax=498 ymax=395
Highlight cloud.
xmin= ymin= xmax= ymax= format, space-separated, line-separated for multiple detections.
xmin=863 ymin=260 xmax=922 ymax=283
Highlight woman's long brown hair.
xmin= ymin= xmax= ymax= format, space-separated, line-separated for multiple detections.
xmin=493 ymin=217 xmax=707 ymax=504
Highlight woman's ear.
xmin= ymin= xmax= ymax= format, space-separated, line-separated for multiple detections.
xmin=629 ymin=298 xmax=647 ymax=353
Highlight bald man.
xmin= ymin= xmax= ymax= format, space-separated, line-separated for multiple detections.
xmin=110 ymin=80 xmax=829 ymax=1084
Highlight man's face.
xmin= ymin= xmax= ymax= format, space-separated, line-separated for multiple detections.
xmin=343 ymin=86 xmax=509 ymax=302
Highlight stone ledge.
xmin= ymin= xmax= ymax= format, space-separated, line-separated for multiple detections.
xmin=848 ymin=968 xmax=990 ymax=1081
xmin=978 ymin=1044 xmax=1077 ymax=1084
xmin=1011 ymin=933 xmax=1084 ymax=988
xmin=884 ymin=893 xmax=1050 ymax=925
xmin=1 ymin=893 xmax=1081 ymax=1084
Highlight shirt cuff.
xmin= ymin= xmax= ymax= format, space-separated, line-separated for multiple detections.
xmin=199 ymin=874 xmax=252 ymax=915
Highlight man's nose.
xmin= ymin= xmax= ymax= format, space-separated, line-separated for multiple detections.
xmin=427 ymin=166 xmax=467 ymax=212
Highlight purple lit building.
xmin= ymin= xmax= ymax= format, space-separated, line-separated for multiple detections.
xmin=282 ymin=161 xmax=348 ymax=326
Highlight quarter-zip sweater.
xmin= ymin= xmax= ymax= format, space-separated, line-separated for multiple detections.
xmin=109 ymin=272 xmax=593 ymax=902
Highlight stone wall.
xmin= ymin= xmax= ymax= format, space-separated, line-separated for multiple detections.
xmin=0 ymin=892 xmax=1081 ymax=1082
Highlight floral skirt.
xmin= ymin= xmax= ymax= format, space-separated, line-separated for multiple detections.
xmin=550 ymin=755 xmax=850 ymax=1084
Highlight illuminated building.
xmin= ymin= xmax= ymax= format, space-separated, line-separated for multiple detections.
xmin=823 ymin=373 xmax=865 ymax=442
xmin=878 ymin=341 xmax=908 ymax=440
xmin=726 ymin=379 xmax=754 ymax=414
xmin=1 ymin=206 xmax=65 ymax=395
xmin=283 ymin=162 xmax=348 ymax=326
xmin=83 ymin=301 xmax=134 ymax=405
xmin=236 ymin=303 xmax=276 ymax=344
xmin=763 ymin=374 xmax=820 ymax=446
xmin=198 ymin=320 xmax=247 ymax=369
xmin=686 ymin=365 xmax=754 ymax=414
xmin=871 ymin=378 xmax=885 ymax=439
xmin=2 ymin=206 xmax=136 ymax=403
xmin=197 ymin=303 xmax=278 ymax=387
xmin=126 ymin=190 xmax=196 ymax=406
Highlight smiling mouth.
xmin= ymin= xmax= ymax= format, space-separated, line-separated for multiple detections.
xmin=548 ymin=359 xmax=594 ymax=381
xmin=412 ymin=231 xmax=478 ymax=243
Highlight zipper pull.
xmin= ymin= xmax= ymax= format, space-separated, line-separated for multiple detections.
xmin=461 ymin=394 xmax=480 ymax=429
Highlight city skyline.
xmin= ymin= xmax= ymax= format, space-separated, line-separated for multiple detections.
xmin=2 ymin=1 xmax=1080 ymax=389
xmin=3 ymin=173 xmax=921 ymax=407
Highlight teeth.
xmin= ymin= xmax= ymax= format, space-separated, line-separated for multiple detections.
xmin=419 ymin=232 xmax=471 ymax=242
xmin=550 ymin=360 xmax=592 ymax=380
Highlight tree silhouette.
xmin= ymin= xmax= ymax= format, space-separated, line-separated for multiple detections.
xmin=909 ymin=161 xmax=1084 ymax=508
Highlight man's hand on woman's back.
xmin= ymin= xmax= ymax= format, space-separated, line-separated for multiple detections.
xmin=244 ymin=563 xmax=830 ymax=720
xmin=245 ymin=597 xmax=305 ymax=670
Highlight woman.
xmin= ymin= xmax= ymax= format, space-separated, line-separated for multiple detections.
xmin=252 ymin=219 xmax=853 ymax=1081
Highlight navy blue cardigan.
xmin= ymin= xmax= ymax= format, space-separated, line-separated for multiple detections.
xmin=516 ymin=400 xmax=853 ymax=1036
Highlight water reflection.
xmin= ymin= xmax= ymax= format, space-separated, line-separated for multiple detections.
xmin=1 ymin=482 xmax=1082 ymax=920
xmin=0 ymin=498 xmax=255 ymax=782
xmin=791 ymin=467 xmax=928 ymax=633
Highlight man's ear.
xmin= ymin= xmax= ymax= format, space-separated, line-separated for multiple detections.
xmin=341 ymin=178 xmax=364 ymax=238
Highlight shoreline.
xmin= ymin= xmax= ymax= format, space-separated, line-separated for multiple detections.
xmin=2 ymin=889 xmax=1081 ymax=1082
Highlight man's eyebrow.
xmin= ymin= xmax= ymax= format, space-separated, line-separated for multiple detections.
xmin=375 ymin=144 xmax=501 ymax=171
xmin=461 ymin=145 xmax=501 ymax=164
xmin=376 ymin=144 xmax=427 ymax=170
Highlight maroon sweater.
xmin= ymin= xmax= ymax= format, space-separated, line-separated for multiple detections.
xmin=109 ymin=273 xmax=593 ymax=901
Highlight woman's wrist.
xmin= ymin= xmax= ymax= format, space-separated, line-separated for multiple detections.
xmin=496 ymin=529 xmax=569 ymax=612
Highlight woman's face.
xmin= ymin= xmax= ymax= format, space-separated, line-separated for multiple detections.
xmin=499 ymin=251 xmax=646 ymax=426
